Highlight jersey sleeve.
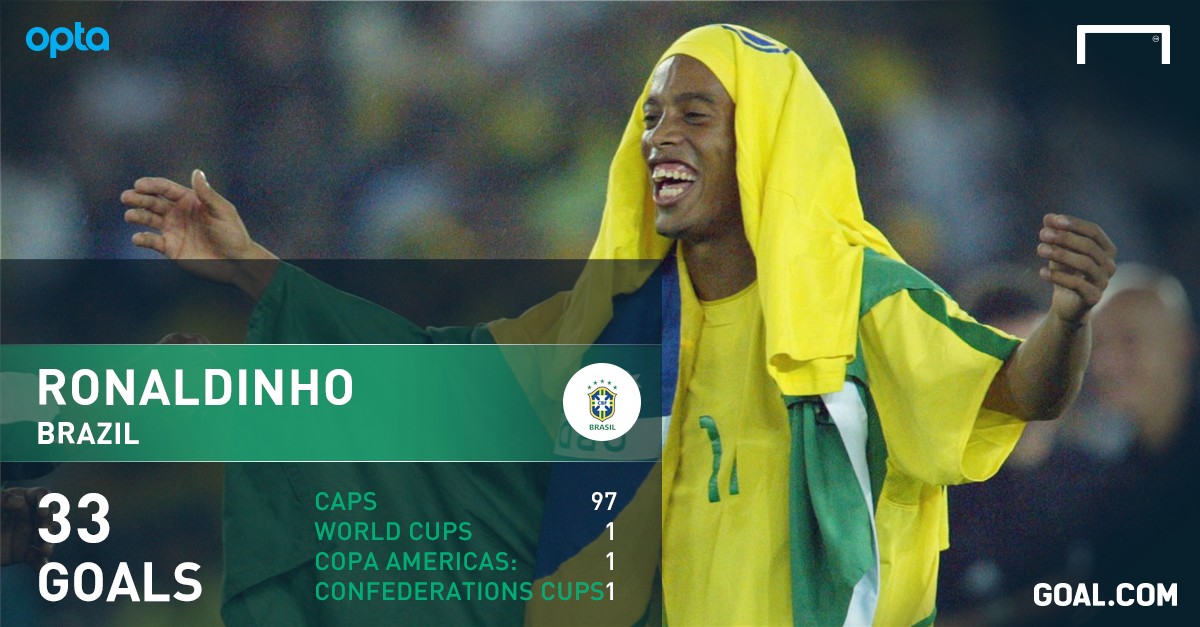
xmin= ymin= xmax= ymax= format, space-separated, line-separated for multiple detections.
xmin=245 ymin=262 xmax=490 ymax=345
xmin=859 ymin=285 xmax=1024 ymax=486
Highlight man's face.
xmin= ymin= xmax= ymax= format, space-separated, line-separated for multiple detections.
xmin=1091 ymin=289 xmax=1194 ymax=421
xmin=640 ymin=55 xmax=741 ymax=242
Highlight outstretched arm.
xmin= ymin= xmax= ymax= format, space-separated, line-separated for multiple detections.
xmin=120 ymin=169 xmax=279 ymax=299
xmin=983 ymin=214 xmax=1117 ymax=421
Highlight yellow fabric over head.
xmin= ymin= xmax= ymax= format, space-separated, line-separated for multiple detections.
xmin=589 ymin=24 xmax=903 ymax=395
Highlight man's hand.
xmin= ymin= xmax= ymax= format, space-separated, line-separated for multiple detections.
xmin=985 ymin=214 xmax=1117 ymax=421
xmin=1036 ymin=213 xmax=1118 ymax=325
xmin=120 ymin=170 xmax=280 ymax=298
xmin=1 ymin=487 xmax=54 ymax=568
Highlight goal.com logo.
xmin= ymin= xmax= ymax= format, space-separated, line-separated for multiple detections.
xmin=1077 ymin=25 xmax=1170 ymax=64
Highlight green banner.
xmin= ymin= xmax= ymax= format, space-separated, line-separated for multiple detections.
xmin=0 ymin=344 xmax=660 ymax=462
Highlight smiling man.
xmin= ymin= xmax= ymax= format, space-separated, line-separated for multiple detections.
xmin=641 ymin=55 xmax=752 ymax=303
xmin=121 ymin=24 xmax=1116 ymax=627
xmin=590 ymin=25 xmax=1117 ymax=627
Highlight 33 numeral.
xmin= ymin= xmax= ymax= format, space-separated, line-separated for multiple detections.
xmin=38 ymin=493 xmax=110 ymax=544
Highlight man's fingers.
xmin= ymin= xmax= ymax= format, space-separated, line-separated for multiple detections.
xmin=27 ymin=488 xmax=51 ymax=522
xmin=34 ymin=541 xmax=53 ymax=565
xmin=132 ymin=232 xmax=167 ymax=254
xmin=191 ymin=169 xmax=230 ymax=216
xmin=120 ymin=190 xmax=177 ymax=215
xmin=1037 ymin=243 xmax=1108 ymax=287
xmin=133 ymin=177 xmax=192 ymax=202
xmin=2 ymin=489 xmax=29 ymax=511
xmin=24 ymin=539 xmax=51 ymax=567
xmin=124 ymin=208 xmax=164 ymax=230
xmin=1039 ymin=227 xmax=1116 ymax=275
xmin=1042 ymin=214 xmax=1118 ymax=256
xmin=1040 ymin=267 xmax=1105 ymax=307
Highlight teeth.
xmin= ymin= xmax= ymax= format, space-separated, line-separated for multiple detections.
xmin=660 ymin=186 xmax=683 ymax=198
xmin=651 ymin=167 xmax=697 ymax=182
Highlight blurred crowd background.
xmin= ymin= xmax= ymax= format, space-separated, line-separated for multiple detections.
xmin=3 ymin=1 xmax=1197 ymax=626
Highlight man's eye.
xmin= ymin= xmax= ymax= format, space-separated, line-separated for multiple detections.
xmin=643 ymin=113 xmax=661 ymax=127
xmin=684 ymin=112 xmax=708 ymax=123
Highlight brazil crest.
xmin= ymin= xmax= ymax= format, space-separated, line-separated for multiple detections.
xmin=588 ymin=383 xmax=616 ymax=422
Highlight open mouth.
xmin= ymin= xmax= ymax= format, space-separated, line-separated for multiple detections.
xmin=651 ymin=162 xmax=698 ymax=206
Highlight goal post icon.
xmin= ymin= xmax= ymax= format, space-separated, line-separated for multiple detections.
xmin=1077 ymin=25 xmax=1171 ymax=64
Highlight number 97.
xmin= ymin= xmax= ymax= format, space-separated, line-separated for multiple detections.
xmin=591 ymin=492 xmax=617 ymax=511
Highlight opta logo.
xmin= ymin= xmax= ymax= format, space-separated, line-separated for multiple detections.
xmin=26 ymin=23 xmax=110 ymax=58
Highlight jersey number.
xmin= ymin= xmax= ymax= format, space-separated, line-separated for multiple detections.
xmin=698 ymin=415 xmax=739 ymax=503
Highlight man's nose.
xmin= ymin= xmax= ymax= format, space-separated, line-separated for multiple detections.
xmin=647 ymin=114 xmax=683 ymax=148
